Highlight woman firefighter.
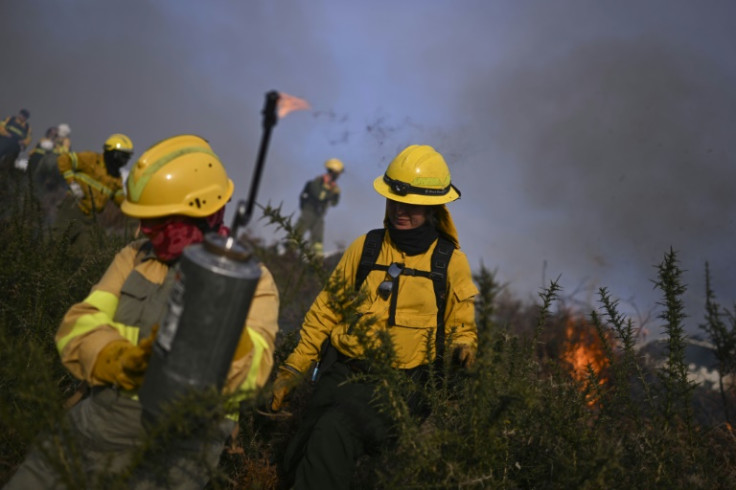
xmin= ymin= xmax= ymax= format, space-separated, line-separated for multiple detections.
xmin=270 ymin=144 xmax=479 ymax=489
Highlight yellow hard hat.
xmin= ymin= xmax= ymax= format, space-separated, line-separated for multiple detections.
xmin=104 ymin=133 xmax=134 ymax=153
xmin=121 ymin=134 xmax=234 ymax=218
xmin=373 ymin=145 xmax=460 ymax=205
xmin=325 ymin=158 xmax=344 ymax=173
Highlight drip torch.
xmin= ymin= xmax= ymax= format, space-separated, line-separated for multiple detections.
xmin=139 ymin=91 xmax=281 ymax=426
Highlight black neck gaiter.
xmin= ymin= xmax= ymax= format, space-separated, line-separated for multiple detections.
xmin=387 ymin=222 xmax=438 ymax=256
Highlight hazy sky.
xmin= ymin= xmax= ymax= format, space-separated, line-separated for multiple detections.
xmin=3 ymin=0 xmax=736 ymax=336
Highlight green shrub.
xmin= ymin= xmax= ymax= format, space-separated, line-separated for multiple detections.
xmin=2 ymin=188 xmax=736 ymax=489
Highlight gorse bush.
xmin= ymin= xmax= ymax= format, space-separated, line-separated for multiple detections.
xmin=0 ymin=182 xmax=130 ymax=483
xmin=2 ymin=182 xmax=736 ymax=489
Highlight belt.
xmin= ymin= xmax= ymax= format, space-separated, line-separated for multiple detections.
xmin=335 ymin=351 xmax=373 ymax=373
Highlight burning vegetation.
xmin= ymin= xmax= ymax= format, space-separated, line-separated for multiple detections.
xmin=560 ymin=313 xmax=612 ymax=405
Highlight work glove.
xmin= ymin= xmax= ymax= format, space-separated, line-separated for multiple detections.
xmin=452 ymin=344 xmax=476 ymax=369
xmin=232 ymin=328 xmax=254 ymax=361
xmin=92 ymin=327 xmax=158 ymax=390
xmin=69 ymin=181 xmax=84 ymax=199
xmin=270 ymin=366 xmax=300 ymax=412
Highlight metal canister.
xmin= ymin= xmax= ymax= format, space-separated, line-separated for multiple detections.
xmin=139 ymin=232 xmax=261 ymax=426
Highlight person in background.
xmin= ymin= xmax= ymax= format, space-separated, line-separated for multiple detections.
xmin=26 ymin=126 xmax=58 ymax=177
xmin=55 ymin=123 xmax=72 ymax=153
xmin=292 ymin=158 xmax=344 ymax=256
xmin=0 ymin=108 xmax=32 ymax=172
xmin=52 ymin=133 xmax=133 ymax=245
xmin=271 ymin=144 xmax=478 ymax=489
xmin=4 ymin=134 xmax=280 ymax=489
xmin=30 ymin=124 xmax=73 ymax=223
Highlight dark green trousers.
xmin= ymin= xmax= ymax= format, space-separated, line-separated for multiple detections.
xmin=4 ymin=387 xmax=234 ymax=489
xmin=282 ymin=361 xmax=396 ymax=490
xmin=294 ymin=206 xmax=325 ymax=251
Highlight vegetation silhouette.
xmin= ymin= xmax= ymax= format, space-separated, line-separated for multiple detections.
xmin=1 ymin=178 xmax=735 ymax=488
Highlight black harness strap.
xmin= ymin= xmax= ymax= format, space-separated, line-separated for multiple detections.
xmin=355 ymin=229 xmax=387 ymax=290
xmin=354 ymin=228 xmax=455 ymax=360
xmin=430 ymin=237 xmax=454 ymax=359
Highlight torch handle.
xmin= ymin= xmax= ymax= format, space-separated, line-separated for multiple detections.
xmin=231 ymin=90 xmax=280 ymax=236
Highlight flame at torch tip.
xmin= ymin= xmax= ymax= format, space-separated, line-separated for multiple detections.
xmin=277 ymin=92 xmax=310 ymax=118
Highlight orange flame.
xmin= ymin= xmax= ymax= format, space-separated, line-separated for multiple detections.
xmin=561 ymin=315 xmax=611 ymax=405
xmin=277 ymin=92 xmax=310 ymax=118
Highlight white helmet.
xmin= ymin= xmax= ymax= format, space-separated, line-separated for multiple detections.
xmin=57 ymin=123 xmax=71 ymax=138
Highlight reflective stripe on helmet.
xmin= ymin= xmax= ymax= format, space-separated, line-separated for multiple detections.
xmin=382 ymin=173 xmax=461 ymax=198
xmin=127 ymin=145 xmax=218 ymax=203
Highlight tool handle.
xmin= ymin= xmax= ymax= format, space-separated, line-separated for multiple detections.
xmin=231 ymin=90 xmax=280 ymax=236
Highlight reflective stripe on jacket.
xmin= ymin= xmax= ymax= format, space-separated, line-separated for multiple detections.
xmin=0 ymin=116 xmax=31 ymax=146
xmin=283 ymin=230 xmax=478 ymax=373
xmin=57 ymin=151 xmax=125 ymax=215
xmin=55 ymin=239 xmax=280 ymax=397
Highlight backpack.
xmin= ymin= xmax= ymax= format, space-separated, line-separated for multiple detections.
xmin=354 ymin=228 xmax=455 ymax=359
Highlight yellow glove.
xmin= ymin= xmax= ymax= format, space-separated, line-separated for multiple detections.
xmin=92 ymin=327 xmax=158 ymax=390
xmin=232 ymin=328 xmax=254 ymax=361
xmin=270 ymin=366 xmax=300 ymax=412
xmin=452 ymin=344 xmax=476 ymax=369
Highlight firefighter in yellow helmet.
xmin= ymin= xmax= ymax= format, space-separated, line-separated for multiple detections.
xmin=271 ymin=145 xmax=478 ymax=489
xmin=5 ymin=135 xmax=280 ymax=489
xmin=292 ymin=157 xmax=344 ymax=255
xmin=51 ymin=133 xmax=135 ymax=245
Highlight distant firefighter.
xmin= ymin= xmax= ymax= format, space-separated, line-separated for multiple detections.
xmin=26 ymin=126 xmax=58 ymax=177
xmin=56 ymin=122 xmax=72 ymax=153
xmin=31 ymin=124 xmax=72 ymax=198
xmin=0 ymin=109 xmax=32 ymax=172
xmin=52 ymin=133 xmax=133 ymax=245
xmin=293 ymin=158 xmax=344 ymax=255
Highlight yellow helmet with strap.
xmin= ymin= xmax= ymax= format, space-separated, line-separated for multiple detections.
xmin=121 ymin=134 xmax=234 ymax=218
xmin=104 ymin=133 xmax=134 ymax=153
xmin=373 ymin=144 xmax=460 ymax=205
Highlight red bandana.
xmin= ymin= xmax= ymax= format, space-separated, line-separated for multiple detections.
xmin=140 ymin=208 xmax=230 ymax=262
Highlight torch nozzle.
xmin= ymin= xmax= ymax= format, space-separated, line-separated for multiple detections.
xmin=229 ymin=200 xmax=249 ymax=239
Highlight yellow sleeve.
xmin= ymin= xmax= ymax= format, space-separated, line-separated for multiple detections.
xmin=55 ymin=244 xmax=141 ymax=383
xmin=57 ymin=152 xmax=74 ymax=183
xmin=113 ymin=189 xmax=125 ymax=205
xmin=223 ymin=264 xmax=280 ymax=394
xmin=283 ymin=235 xmax=365 ymax=373
xmin=83 ymin=153 xmax=124 ymax=191
xmin=22 ymin=127 xmax=32 ymax=147
xmin=445 ymin=249 xmax=479 ymax=349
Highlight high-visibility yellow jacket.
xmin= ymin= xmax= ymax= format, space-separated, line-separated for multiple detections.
xmin=0 ymin=116 xmax=31 ymax=148
xmin=55 ymin=239 xmax=280 ymax=395
xmin=283 ymin=230 xmax=479 ymax=373
xmin=57 ymin=151 xmax=125 ymax=215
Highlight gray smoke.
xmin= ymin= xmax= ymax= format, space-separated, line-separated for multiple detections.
xmin=452 ymin=37 xmax=736 ymax=330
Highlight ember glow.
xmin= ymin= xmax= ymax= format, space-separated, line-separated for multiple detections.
xmin=277 ymin=92 xmax=310 ymax=118
xmin=561 ymin=315 xmax=612 ymax=404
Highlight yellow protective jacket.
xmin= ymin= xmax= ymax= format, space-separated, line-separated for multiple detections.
xmin=0 ymin=116 xmax=31 ymax=148
xmin=283 ymin=230 xmax=479 ymax=373
xmin=57 ymin=151 xmax=125 ymax=215
xmin=55 ymin=239 xmax=280 ymax=396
